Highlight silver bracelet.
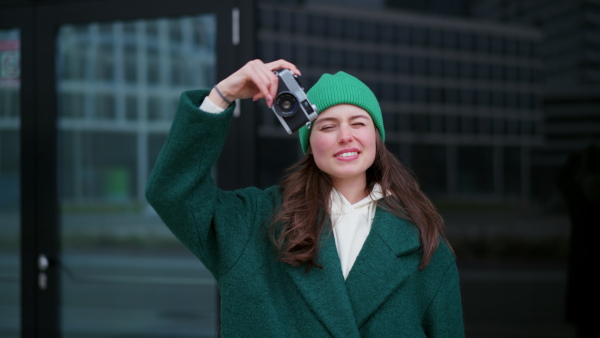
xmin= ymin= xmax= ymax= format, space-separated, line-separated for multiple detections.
xmin=214 ymin=85 xmax=232 ymax=105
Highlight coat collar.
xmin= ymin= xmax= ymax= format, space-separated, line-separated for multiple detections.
xmin=285 ymin=208 xmax=421 ymax=333
xmin=345 ymin=208 xmax=421 ymax=326
xmin=285 ymin=232 xmax=361 ymax=337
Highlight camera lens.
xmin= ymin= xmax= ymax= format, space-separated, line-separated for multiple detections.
xmin=275 ymin=93 xmax=297 ymax=116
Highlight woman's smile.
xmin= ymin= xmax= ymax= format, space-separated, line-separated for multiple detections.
xmin=335 ymin=148 xmax=360 ymax=160
xmin=309 ymin=104 xmax=377 ymax=187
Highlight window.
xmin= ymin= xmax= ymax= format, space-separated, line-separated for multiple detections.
xmin=412 ymin=27 xmax=427 ymax=47
xmin=506 ymin=39 xmax=518 ymax=55
xmin=399 ymin=84 xmax=412 ymax=103
xmin=411 ymin=144 xmax=447 ymax=194
xmin=429 ymin=29 xmax=442 ymax=48
xmin=506 ymin=92 xmax=519 ymax=108
xmin=399 ymin=55 xmax=411 ymax=75
xmin=443 ymin=30 xmax=458 ymax=49
xmin=329 ymin=17 xmax=343 ymax=38
xmin=443 ymin=59 xmax=458 ymax=78
xmin=457 ymin=145 xmax=494 ymax=193
xmin=259 ymin=8 xmax=276 ymax=30
xmin=294 ymin=13 xmax=307 ymax=34
xmin=381 ymin=82 xmax=396 ymax=101
xmin=432 ymin=115 xmax=445 ymax=133
xmin=430 ymin=86 xmax=442 ymax=103
xmin=459 ymin=32 xmax=475 ymax=51
xmin=363 ymin=22 xmax=381 ymax=42
xmin=397 ymin=25 xmax=411 ymax=45
xmin=429 ymin=58 xmax=443 ymax=77
xmin=279 ymin=10 xmax=294 ymax=32
xmin=476 ymin=34 xmax=491 ymax=53
xmin=381 ymin=24 xmax=395 ymax=43
xmin=460 ymin=61 xmax=476 ymax=79
xmin=414 ymin=86 xmax=428 ymax=103
xmin=346 ymin=20 xmax=362 ymax=40
xmin=503 ymin=146 xmax=521 ymax=194
xmin=506 ymin=66 xmax=518 ymax=82
xmin=477 ymin=63 xmax=491 ymax=80
xmin=491 ymin=36 xmax=505 ymax=54
xmin=477 ymin=90 xmax=492 ymax=106
xmin=459 ymin=89 xmax=476 ymax=106
xmin=444 ymin=88 xmax=459 ymax=104
xmin=382 ymin=54 xmax=395 ymax=73
xmin=492 ymin=91 xmax=506 ymax=108
xmin=413 ymin=57 xmax=427 ymax=76
xmin=492 ymin=65 xmax=505 ymax=81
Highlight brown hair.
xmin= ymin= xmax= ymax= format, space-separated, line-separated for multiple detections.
xmin=269 ymin=133 xmax=453 ymax=271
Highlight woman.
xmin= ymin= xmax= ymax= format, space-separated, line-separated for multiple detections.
xmin=146 ymin=59 xmax=465 ymax=337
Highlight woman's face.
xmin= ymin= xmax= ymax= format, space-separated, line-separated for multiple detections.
xmin=309 ymin=104 xmax=377 ymax=187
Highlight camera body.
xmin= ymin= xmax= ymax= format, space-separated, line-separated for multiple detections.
xmin=271 ymin=69 xmax=318 ymax=134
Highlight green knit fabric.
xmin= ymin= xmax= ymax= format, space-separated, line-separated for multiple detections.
xmin=145 ymin=90 xmax=465 ymax=337
xmin=299 ymin=71 xmax=385 ymax=153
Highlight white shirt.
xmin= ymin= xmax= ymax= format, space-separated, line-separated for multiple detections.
xmin=331 ymin=184 xmax=384 ymax=279
xmin=200 ymin=96 xmax=225 ymax=114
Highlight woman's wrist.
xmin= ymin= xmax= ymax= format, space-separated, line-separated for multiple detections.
xmin=209 ymin=85 xmax=233 ymax=109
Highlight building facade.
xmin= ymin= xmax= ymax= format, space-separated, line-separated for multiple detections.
xmin=471 ymin=0 xmax=600 ymax=205
xmin=256 ymin=3 xmax=544 ymax=204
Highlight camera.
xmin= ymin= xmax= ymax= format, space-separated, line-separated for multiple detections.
xmin=271 ymin=68 xmax=318 ymax=134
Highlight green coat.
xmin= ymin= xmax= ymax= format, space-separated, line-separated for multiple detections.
xmin=146 ymin=90 xmax=465 ymax=337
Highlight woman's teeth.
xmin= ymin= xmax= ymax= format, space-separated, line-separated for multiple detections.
xmin=337 ymin=152 xmax=358 ymax=157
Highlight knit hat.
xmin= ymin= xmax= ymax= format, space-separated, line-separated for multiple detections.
xmin=298 ymin=71 xmax=385 ymax=153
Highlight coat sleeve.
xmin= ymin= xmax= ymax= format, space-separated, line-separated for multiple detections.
xmin=423 ymin=253 xmax=465 ymax=338
xmin=145 ymin=89 xmax=272 ymax=278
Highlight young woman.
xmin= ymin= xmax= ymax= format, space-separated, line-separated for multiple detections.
xmin=146 ymin=59 xmax=465 ymax=337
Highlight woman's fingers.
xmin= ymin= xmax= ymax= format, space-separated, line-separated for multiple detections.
xmin=242 ymin=59 xmax=295 ymax=107
xmin=263 ymin=60 xmax=301 ymax=105
xmin=265 ymin=59 xmax=301 ymax=76
xmin=248 ymin=60 xmax=278 ymax=106
xmin=215 ymin=59 xmax=302 ymax=107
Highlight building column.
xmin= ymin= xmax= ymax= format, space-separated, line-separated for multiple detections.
xmin=493 ymin=144 xmax=503 ymax=197
xmin=446 ymin=144 xmax=457 ymax=195
xmin=521 ymin=145 xmax=531 ymax=205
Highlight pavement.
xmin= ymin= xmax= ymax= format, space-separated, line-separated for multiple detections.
xmin=442 ymin=206 xmax=577 ymax=337
xmin=0 ymin=205 xmax=581 ymax=337
xmin=458 ymin=259 xmax=575 ymax=338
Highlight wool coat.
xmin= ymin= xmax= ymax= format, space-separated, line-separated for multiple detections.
xmin=145 ymin=90 xmax=465 ymax=337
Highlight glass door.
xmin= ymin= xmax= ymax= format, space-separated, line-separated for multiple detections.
xmin=56 ymin=15 xmax=220 ymax=337
xmin=0 ymin=0 xmax=245 ymax=336
xmin=0 ymin=26 xmax=21 ymax=338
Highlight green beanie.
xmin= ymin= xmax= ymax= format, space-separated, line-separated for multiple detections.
xmin=298 ymin=71 xmax=385 ymax=153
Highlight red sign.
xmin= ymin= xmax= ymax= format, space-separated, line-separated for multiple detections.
xmin=0 ymin=39 xmax=20 ymax=88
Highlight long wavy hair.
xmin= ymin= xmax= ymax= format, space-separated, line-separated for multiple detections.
xmin=269 ymin=132 xmax=453 ymax=272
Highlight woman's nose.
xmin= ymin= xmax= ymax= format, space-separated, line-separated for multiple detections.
xmin=338 ymin=125 xmax=353 ymax=144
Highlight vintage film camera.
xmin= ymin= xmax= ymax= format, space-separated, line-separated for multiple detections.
xmin=271 ymin=69 xmax=318 ymax=134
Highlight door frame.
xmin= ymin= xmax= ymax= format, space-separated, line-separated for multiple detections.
xmin=0 ymin=0 xmax=255 ymax=336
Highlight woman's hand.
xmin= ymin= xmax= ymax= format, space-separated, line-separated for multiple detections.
xmin=208 ymin=59 xmax=301 ymax=109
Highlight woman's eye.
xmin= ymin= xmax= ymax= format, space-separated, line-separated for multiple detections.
xmin=321 ymin=125 xmax=334 ymax=130
xmin=353 ymin=122 xmax=365 ymax=126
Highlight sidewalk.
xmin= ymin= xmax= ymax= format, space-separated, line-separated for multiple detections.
xmin=438 ymin=205 xmax=576 ymax=337
xmin=459 ymin=258 xmax=575 ymax=338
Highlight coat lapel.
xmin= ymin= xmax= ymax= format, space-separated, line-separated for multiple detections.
xmin=285 ymin=233 xmax=361 ymax=338
xmin=345 ymin=208 xmax=422 ymax=326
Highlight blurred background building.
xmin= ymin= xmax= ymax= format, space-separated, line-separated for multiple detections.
xmin=470 ymin=0 xmax=600 ymax=207
xmin=256 ymin=1 xmax=544 ymax=208
xmin=1 ymin=0 xmax=596 ymax=336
